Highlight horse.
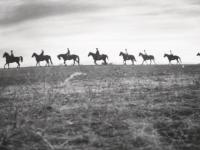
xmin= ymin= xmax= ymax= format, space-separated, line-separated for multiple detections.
xmin=57 ymin=53 xmax=80 ymax=65
xmin=88 ymin=52 xmax=108 ymax=65
xmin=119 ymin=52 xmax=136 ymax=65
xmin=3 ymin=52 xmax=23 ymax=69
xmin=32 ymin=53 xmax=53 ymax=67
xmin=139 ymin=52 xmax=155 ymax=65
xmin=164 ymin=54 xmax=182 ymax=64
xmin=197 ymin=53 xmax=200 ymax=56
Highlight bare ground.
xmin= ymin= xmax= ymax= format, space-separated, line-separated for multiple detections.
xmin=0 ymin=65 xmax=200 ymax=150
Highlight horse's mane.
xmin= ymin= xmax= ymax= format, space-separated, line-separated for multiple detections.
xmin=32 ymin=52 xmax=38 ymax=56
xmin=4 ymin=52 xmax=9 ymax=55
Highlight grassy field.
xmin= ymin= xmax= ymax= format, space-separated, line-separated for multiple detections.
xmin=0 ymin=65 xmax=200 ymax=150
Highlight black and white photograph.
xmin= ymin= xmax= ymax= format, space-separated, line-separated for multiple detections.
xmin=0 ymin=0 xmax=200 ymax=149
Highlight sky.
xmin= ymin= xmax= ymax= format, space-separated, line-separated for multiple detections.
xmin=0 ymin=0 xmax=200 ymax=67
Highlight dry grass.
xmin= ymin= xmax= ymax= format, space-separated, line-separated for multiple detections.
xmin=0 ymin=65 xmax=200 ymax=150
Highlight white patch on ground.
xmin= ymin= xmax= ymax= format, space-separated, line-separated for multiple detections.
xmin=65 ymin=72 xmax=87 ymax=82
xmin=54 ymin=72 xmax=88 ymax=94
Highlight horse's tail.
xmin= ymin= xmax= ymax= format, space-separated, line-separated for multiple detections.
xmin=20 ymin=56 xmax=23 ymax=62
xmin=77 ymin=56 xmax=80 ymax=64
xmin=153 ymin=57 xmax=156 ymax=64
xmin=179 ymin=57 xmax=182 ymax=63
xmin=49 ymin=56 xmax=53 ymax=65
xmin=106 ymin=55 xmax=109 ymax=60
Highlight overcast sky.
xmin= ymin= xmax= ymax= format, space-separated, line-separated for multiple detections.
xmin=0 ymin=0 xmax=200 ymax=67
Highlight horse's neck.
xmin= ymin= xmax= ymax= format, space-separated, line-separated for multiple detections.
xmin=34 ymin=54 xmax=39 ymax=57
xmin=61 ymin=54 xmax=66 ymax=57
xmin=5 ymin=54 xmax=11 ymax=58
xmin=140 ymin=53 xmax=145 ymax=57
xmin=123 ymin=54 xmax=127 ymax=58
xmin=91 ymin=53 xmax=96 ymax=57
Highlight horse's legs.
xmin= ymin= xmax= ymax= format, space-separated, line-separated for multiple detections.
xmin=177 ymin=59 xmax=180 ymax=64
xmin=76 ymin=59 xmax=80 ymax=65
xmin=142 ymin=60 xmax=144 ymax=65
xmin=153 ymin=59 xmax=156 ymax=64
xmin=73 ymin=60 xmax=75 ymax=66
xmin=37 ymin=62 xmax=41 ymax=67
xmin=65 ymin=61 xmax=67 ymax=66
xmin=45 ymin=60 xmax=49 ymax=67
xmin=4 ymin=63 xmax=7 ymax=69
xmin=94 ymin=60 xmax=97 ymax=65
xmin=76 ymin=58 xmax=80 ymax=65
xmin=105 ymin=59 xmax=107 ymax=65
xmin=17 ymin=62 xmax=20 ymax=68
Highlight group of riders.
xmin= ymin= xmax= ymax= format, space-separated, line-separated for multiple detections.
xmin=7 ymin=48 xmax=177 ymax=59
xmin=8 ymin=48 xmax=70 ymax=58
xmin=4 ymin=48 xmax=182 ymax=69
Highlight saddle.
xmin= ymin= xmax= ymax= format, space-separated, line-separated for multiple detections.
xmin=125 ymin=54 xmax=130 ymax=58
xmin=96 ymin=54 xmax=102 ymax=59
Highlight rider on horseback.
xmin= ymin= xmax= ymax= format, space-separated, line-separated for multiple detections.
xmin=10 ymin=50 xmax=14 ymax=58
xmin=170 ymin=50 xmax=173 ymax=56
xmin=66 ymin=48 xmax=70 ymax=55
xmin=40 ymin=49 xmax=44 ymax=57
xmin=144 ymin=50 xmax=147 ymax=55
xmin=125 ymin=49 xmax=128 ymax=55
xmin=96 ymin=48 xmax=100 ymax=56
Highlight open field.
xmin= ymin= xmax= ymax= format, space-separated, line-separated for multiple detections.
xmin=0 ymin=65 xmax=200 ymax=150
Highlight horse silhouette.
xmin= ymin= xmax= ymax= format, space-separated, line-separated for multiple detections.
xmin=3 ymin=52 xmax=23 ymax=69
xmin=88 ymin=52 xmax=108 ymax=65
xmin=119 ymin=52 xmax=136 ymax=65
xmin=139 ymin=52 xmax=155 ymax=65
xmin=32 ymin=53 xmax=53 ymax=67
xmin=164 ymin=54 xmax=182 ymax=64
xmin=197 ymin=53 xmax=200 ymax=56
xmin=57 ymin=53 xmax=80 ymax=65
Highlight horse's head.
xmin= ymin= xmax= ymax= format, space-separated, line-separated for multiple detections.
xmin=32 ymin=53 xmax=36 ymax=57
xmin=119 ymin=52 xmax=123 ymax=56
xmin=197 ymin=53 xmax=200 ymax=56
xmin=88 ymin=52 xmax=92 ymax=57
xmin=57 ymin=55 xmax=61 ymax=60
xmin=3 ymin=52 xmax=9 ymax=58
xmin=164 ymin=54 xmax=167 ymax=57
xmin=139 ymin=52 xmax=142 ymax=56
